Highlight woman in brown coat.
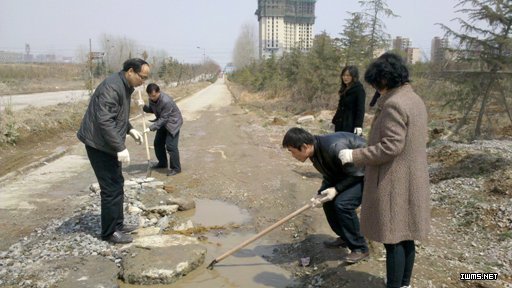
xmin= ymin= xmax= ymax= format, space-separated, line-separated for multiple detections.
xmin=338 ymin=53 xmax=430 ymax=288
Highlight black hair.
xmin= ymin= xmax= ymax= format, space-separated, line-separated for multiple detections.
xmin=364 ymin=52 xmax=410 ymax=90
xmin=146 ymin=83 xmax=160 ymax=94
xmin=122 ymin=58 xmax=149 ymax=73
xmin=341 ymin=66 xmax=359 ymax=82
xmin=340 ymin=65 xmax=359 ymax=93
xmin=282 ymin=127 xmax=314 ymax=150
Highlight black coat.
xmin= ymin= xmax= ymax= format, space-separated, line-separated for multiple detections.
xmin=310 ymin=132 xmax=366 ymax=194
xmin=77 ymin=71 xmax=134 ymax=155
xmin=332 ymin=81 xmax=366 ymax=132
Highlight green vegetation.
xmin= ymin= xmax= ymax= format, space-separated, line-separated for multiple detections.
xmin=229 ymin=0 xmax=511 ymax=141
xmin=438 ymin=0 xmax=512 ymax=138
xmin=229 ymin=32 xmax=340 ymax=113
xmin=0 ymin=104 xmax=19 ymax=145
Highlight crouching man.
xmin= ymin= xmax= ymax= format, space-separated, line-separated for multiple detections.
xmin=282 ymin=127 xmax=369 ymax=263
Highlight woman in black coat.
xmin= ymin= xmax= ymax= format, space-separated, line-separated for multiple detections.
xmin=332 ymin=66 xmax=366 ymax=135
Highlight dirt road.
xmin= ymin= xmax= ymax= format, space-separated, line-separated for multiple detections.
xmin=2 ymin=78 xmax=509 ymax=287
xmin=0 ymin=78 xmax=327 ymax=287
xmin=0 ymin=90 xmax=89 ymax=111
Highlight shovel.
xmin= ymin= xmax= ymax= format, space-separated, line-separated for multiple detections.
xmin=206 ymin=203 xmax=313 ymax=270
xmin=138 ymin=90 xmax=152 ymax=177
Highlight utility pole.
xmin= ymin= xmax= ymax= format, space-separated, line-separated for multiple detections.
xmin=196 ymin=46 xmax=206 ymax=63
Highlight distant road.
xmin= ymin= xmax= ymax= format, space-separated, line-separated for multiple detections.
xmin=0 ymin=90 xmax=89 ymax=111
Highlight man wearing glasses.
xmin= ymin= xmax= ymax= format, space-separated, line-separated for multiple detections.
xmin=77 ymin=58 xmax=149 ymax=244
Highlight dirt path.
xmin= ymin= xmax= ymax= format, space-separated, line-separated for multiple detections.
xmin=0 ymin=78 xmax=323 ymax=287
xmin=0 ymin=90 xmax=89 ymax=111
xmin=1 ymin=78 xmax=508 ymax=287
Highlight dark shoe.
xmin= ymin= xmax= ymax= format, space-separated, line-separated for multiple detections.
xmin=151 ymin=163 xmax=167 ymax=169
xmin=104 ymin=231 xmax=133 ymax=244
xmin=118 ymin=223 xmax=139 ymax=233
xmin=344 ymin=250 xmax=369 ymax=264
xmin=323 ymin=237 xmax=347 ymax=248
xmin=167 ymin=169 xmax=181 ymax=176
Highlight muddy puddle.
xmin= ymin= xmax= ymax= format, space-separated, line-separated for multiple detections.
xmin=120 ymin=199 xmax=296 ymax=288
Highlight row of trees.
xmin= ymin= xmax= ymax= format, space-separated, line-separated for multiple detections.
xmin=157 ymin=57 xmax=220 ymax=85
xmin=78 ymin=34 xmax=220 ymax=91
xmin=230 ymin=32 xmax=342 ymax=112
xmin=230 ymin=0 xmax=511 ymax=139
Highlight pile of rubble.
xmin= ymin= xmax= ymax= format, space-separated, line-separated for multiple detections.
xmin=0 ymin=177 xmax=204 ymax=287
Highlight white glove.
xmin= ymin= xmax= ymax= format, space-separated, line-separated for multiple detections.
xmin=136 ymin=99 xmax=145 ymax=107
xmin=338 ymin=149 xmax=353 ymax=164
xmin=354 ymin=127 xmax=363 ymax=136
xmin=310 ymin=195 xmax=324 ymax=208
xmin=117 ymin=149 xmax=130 ymax=165
xmin=128 ymin=129 xmax=143 ymax=145
xmin=143 ymin=127 xmax=151 ymax=133
xmin=319 ymin=188 xmax=338 ymax=203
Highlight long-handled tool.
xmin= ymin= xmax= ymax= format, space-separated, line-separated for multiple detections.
xmin=138 ymin=90 xmax=151 ymax=177
xmin=206 ymin=203 xmax=313 ymax=270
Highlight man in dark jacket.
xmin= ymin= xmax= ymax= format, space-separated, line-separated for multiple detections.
xmin=138 ymin=83 xmax=183 ymax=176
xmin=282 ymin=127 xmax=369 ymax=263
xmin=77 ymin=58 xmax=149 ymax=244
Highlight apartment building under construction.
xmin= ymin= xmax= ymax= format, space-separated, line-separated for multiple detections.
xmin=255 ymin=0 xmax=316 ymax=59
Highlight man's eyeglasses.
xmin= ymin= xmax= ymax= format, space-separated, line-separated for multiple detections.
xmin=136 ymin=72 xmax=148 ymax=81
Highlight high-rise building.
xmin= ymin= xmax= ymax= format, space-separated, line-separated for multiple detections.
xmin=405 ymin=47 xmax=422 ymax=64
xmin=255 ymin=0 xmax=316 ymax=59
xmin=431 ymin=36 xmax=450 ymax=63
xmin=392 ymin=36 xmax=421 ymax=64
xmin=392 ymin=36 xmax=411 ymax=51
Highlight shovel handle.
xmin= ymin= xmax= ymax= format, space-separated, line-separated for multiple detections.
xmin=207 ymin=203 xmax=312 ymax=269
xmin=138 ymin=90 xmax=151 ymax=162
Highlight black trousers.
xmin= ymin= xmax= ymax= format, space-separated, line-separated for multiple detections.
xmin=322 ymin=182 xmax=368 ymax=252
xmin=384 ymin=240 xmax=415 ymax=288
xmin=85 ymin=145 xmax=124 ymax=239
xmin=154 ymin=128 xmax=181 ymax=171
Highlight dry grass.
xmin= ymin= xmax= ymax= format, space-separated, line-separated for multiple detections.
xmin=0 ymin=101 xmax=87 ymax=147
xmin=0 ymin=63 xmax=85 ymax=96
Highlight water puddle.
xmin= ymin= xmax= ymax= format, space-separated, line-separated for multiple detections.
xmin=120 ymin=199 xmax=296 ymax=287
xmin=180 ymin=199 xmax=251 ymax=227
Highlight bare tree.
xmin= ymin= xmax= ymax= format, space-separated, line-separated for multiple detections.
xmin=232 ymin=22 xmax=258 ymax=69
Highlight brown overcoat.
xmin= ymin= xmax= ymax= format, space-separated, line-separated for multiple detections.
xmin=352 ymin=84 xmax=431 ymax=244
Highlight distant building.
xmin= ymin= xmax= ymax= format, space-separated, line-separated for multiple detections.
xmin=431 ymin=36 xmax=450 ymax=63
xmin=255 ymin=0 xmax=316 ymax=59
xmin=392 ymin=36 xmax=411 ymax=51
xmin=35 ymin=54 xmax=56 ymax=63
xmin=0 ymin=51 xmax=23 ymax=63
xmin=391 ymin=36 xmax=421 ymax=64
xmin=0 ymin=50 xmax=73 ymax=63
xmin=223 ymin=63 xmax=235 ymax=74
xmin=405 ymin=47 xmax=422 ymax=64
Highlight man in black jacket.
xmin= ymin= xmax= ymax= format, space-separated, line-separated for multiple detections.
xmin=282 ymin=127 xmax=369 ymax=263
xmin=138 ymin=83 xmax=183 ymax=176
xmin=77 ymin=58 xmax=149 ymax=244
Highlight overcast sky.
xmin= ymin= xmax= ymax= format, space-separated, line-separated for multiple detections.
xmin=0 ymin=0 xmax=461 ymax=67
